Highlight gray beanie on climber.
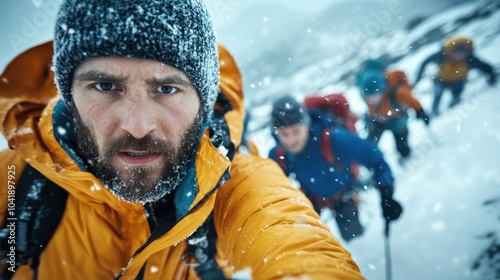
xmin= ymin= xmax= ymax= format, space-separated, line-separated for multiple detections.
xmin=52 ymin=0 xmax=219 ymax=121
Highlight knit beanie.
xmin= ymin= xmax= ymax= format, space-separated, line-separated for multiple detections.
xmin=361 ymin=58 xmax=387 ymax=72
xmin=360 ymin=71 xmax=388 ymax=96
xmin=52 ymin=0 xmax=219 ymax=121
xmin=271 ymin=96 xmax=311 ymax=129
xmin=356 ymin=58 xmax=388 ymax=97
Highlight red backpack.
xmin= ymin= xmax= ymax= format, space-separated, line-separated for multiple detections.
xmin=276 ymin=93 xmax=360 ymax=178
xmin=303 ymin=93 xmax=359 ymax=134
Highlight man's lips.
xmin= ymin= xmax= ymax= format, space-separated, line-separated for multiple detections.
xmin=115 ymin=150 xmax=163 ymax=165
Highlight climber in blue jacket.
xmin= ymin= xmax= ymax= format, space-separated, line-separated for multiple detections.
xmin=268 ymin=95 xmax=403 ymax=242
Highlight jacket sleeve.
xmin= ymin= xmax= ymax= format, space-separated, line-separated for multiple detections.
xmin=331 ymin=129 xmax=394 ymax=187
xmin=215 ymin=154 xmax=365 ymax=280
xmin=415 ymin=52 xmax=442 ymax=84
xmin=469 ymin=55 xmax=496 ymax=80
xmin=395 ymin=86 xmax=424 ymax=113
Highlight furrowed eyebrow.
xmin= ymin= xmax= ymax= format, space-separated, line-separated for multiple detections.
xmin=74 ymin=70 xmax=127 ymax=83
xmin=146 ymin=75 xmax=193 ymax=88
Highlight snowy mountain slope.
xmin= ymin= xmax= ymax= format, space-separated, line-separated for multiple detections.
xmin=244 ymin=0 xmax=500 ymax=279
xmin=215 ymin=3 xmax=311 ymax=68
xmin=338 ymin=80 xmax=500 ymax=280
xmin=225 ymin=0 xmax=476 ymax=99
xmin=217 ymin=0 xmax=461 ymax=94
xmin=246 ymin=0 xmax=500 ymax=147
xmin=0 ymin=0 xmax=498 ymax=279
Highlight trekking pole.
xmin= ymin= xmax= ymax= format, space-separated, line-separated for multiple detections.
xmin=384 ymin=220 xmax=393 ymax=280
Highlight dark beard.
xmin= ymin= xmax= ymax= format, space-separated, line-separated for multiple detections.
xmin=71 ymin=102 xmax=202 ymax=203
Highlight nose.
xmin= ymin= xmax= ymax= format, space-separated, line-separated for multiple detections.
xmin=120 ymin=97 xmax=157 ymax=139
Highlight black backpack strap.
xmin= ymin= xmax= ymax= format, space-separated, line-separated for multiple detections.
xmin=0 ymin=164 xmax=68 ymax=279
xmin=209 ymin=93 xmax=236 ymax=162
xmin=186 ymin=213 xmax=228 ymax=280
xmin=129 ymin=199 xmax=228 ymax=280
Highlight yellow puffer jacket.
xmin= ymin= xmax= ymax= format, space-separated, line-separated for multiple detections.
xmin=437 ymin=37 xmax=473 ymax=83
xmin=0 ymin=42 xmax=364 ymax=279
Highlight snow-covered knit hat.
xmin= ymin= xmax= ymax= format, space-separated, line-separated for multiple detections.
xmin=53 ymin=0 xmax=219 ymax=121
xmin=271 ymin=96 xmax=311 ymax=129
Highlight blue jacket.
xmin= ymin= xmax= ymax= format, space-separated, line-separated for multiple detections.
xmin=269 ymin=122 xmax=394 ymax=198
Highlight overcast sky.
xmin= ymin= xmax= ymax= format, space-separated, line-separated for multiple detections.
xmin=206 ymin=0 xmax=338 ymax=28
xmin=0 ymin=0 xmax=340 ymax=71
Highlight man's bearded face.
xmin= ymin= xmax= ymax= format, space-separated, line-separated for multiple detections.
xmin=73 ymin=104 xmax=202 ymax=203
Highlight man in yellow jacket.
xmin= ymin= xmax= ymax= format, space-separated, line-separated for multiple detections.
xmin=0 ymin=0 xmax=364 ymax=279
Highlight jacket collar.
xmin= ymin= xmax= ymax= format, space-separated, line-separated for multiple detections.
xmin=50 ymin=98 xmax=232 ymax=219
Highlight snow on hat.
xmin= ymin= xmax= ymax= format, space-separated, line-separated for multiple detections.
xmin=360 ymin=70 xmax=388 ymax=96
xmin=356 ymin=58 xmax=388 ymax=96
xmin=271 ymin=96 xmax=311 ymax=129
xmin=444 ymin=36 xmax=474 ymax=54
xmin=53 ymin=0 xmax=219 ymax=121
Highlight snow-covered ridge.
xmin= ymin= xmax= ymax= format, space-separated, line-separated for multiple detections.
xmin=245 ymin=0 xmax=499 ymax=147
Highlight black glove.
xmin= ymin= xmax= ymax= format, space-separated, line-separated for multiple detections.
xmin=416 ymin=109 xmax=430 ymax=126
xmin=379 ymin=185 xmax=403 ymax=221
xmin=488 ymin=74 xmax=497 ymax=86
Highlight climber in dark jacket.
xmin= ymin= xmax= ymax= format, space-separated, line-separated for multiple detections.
xmin=414 ymin=36 xmax=497 ymax=116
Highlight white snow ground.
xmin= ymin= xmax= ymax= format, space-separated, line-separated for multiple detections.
xmin=338 ymin=81 xmax=500 ymax=280
xmin=247 ymin=70 xmax=500 ymax=280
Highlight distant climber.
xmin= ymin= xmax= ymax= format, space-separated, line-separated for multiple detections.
xmin=414 ymin=36 xmax=497 ymax=116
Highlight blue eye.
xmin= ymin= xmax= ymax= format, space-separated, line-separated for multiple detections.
xmin=95 ymin=83 xmax=116 ymax=91
xmin=157 ymin=85 xmax=177 ymax=94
